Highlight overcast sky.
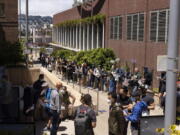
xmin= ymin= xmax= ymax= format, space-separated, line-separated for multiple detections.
xmin=20 ymin=0 xmax=74 ymax=16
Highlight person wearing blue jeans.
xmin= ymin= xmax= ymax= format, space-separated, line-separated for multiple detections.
xmin=51 ymin=110 xmax=60 ymax=135
xmin=109 ymin=74 xmax=116 ymax=93
xmin=49 ymin=82 xmax=62 ymax=135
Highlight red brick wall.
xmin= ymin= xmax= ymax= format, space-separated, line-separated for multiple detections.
xmin=53 ymin=0 xmax=172 ymax=87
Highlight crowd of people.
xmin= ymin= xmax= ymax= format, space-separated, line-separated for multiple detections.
xmin=39 ymin=55 xmax=157 ymax=134
xmin=38 ymin=54 xmax=180 ymax=135
xmin=1 ymin=53 xmax=176 ymax=135
xmin=22 ymin=74 xmax=97 ymax=135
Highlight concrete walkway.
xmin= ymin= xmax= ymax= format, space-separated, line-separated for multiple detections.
xmin=39 ymin=67 xmax=109 ymax=135
xmin=36 ymin=67 xmax=163 ymax=135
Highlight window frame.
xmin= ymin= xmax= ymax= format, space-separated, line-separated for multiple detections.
xmin=0 ymin=3 xmax=5 ymax=17
xmin=110 ymin=15 xmax=123 ymax=40
xmin=149 ymin=9 xmax=169 ymax=43
xmin=126 ymin=12 xmax=145 ymax=42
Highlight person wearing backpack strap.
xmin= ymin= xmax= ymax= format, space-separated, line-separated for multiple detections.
xmin=74 ymin=94 xmax=96 ymax=135
xmin=108 ymin=92 xmax=126 ymax=135
xmin=40 ymin=82 xmax=53 ymax=131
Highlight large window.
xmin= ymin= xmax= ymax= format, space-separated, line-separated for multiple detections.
xmin=150 ymin=9 xmax=169 ymax=43
xmin=126 ymin=13 xmax=144 ymax=41
xmin=0 ymin=3 xmax=5 ymax=17
xmin=110 ymin=16 xmax=122 ymax=40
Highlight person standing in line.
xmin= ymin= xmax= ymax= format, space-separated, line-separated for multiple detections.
xmin=40 ymin=82 xmax=53 ymax=130
xmin=125 ymin=91 xmax=148 ymax=135
xmin=60 ymin=86 xmax=76 ymax=120
xmin=49 ymin=82 xmax=62 ymax=135
xmin=93 ymin=66 xmax=101 ymax=90
xmin=109 ymin=73 xmax=116 ymax=94
xmin=108 ymin=92 xmax=126 ymax=135
xmin=74 ymin=94 xmax=96 ymax=135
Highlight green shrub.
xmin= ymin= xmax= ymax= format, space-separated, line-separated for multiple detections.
xmin=51 ymin=48 xmax=116 ymax=70
xmin=72 ymin=48 xmax=116 ymax=70
xmin=51 ymin=49 xmax=76 ymax=60
xmin=0 ymin=41 xmax=25 ymax=66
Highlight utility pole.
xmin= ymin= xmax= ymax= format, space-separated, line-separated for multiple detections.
xmin=25 ymin=0 xmax=29 ymax=46
xmin=19 ymin=0 xmax=21 ymax=39
xmin=165 ymin=0 xmax=180 ymax=134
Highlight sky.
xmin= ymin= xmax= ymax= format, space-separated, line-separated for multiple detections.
xmin=20 ymin=0 xmax=74 ymax=16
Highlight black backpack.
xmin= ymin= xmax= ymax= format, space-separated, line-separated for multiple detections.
xmin=74 ymin=106 xmax=92 ymax=135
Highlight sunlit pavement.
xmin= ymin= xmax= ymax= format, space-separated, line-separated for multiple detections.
xmin=32 ymin=61 xmax=163 ymax=135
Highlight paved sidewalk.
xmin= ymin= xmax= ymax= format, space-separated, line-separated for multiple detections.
xmin=37 ymin=67 xmax=163 ymax=135
xmin=39 ymin=67 xmax=109 ymax=135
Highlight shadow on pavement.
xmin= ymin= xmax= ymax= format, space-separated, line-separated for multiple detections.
xmin=58 ymin=126 xmax=67 ymax=131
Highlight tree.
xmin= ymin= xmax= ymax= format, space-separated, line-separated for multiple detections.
xmin=0 ymin=41 xmax=25 ymax=66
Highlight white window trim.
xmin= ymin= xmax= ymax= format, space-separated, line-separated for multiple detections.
xmin=127 ymin=12 xmax=145 ymax=42
xmin=149 ymin=9 xmax=169 ymax=43
xmin=110 ymin=15 xmax=123 ymax=40
xmin=126 ymin=15 xmax=132 ymax=40
xmin=138 ymin=13 xmax=145 ymax=42
xmin=165 ymin=9 xmax=169 ymax=44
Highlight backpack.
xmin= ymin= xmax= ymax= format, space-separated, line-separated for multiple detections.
xmin=44 ymin=88 xmax=52 ymax=109
xmin=74 ymin=106 xmax=92 ymax=135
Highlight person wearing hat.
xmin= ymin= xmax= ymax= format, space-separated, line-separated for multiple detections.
xmin=74 ymin=94 xmax=96 ymax=135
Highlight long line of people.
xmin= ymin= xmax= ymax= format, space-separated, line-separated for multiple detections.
xmin=37 ymin=56 xmax=180 ymax=135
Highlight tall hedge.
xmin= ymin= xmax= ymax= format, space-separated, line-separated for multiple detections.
xmin=52 ymin=48 xmax=116 ymax=70
xmin=51 ymin=49 xmax=76 ymax=60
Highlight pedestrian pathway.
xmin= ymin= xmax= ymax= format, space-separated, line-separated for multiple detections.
xmin=39 ymin=67 xmax=109 ymax=135
xmin=36 ymin=67 xmax=163 ymax=135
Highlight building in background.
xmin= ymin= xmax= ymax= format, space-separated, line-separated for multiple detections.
xmin=32 ymin=24 xmax=52 ymax=45
xmin=19 ymin=14 xmax=52 ymax=41
xmin=51 ymin=0 xmax=172 ymax=87
xmin=0 ymin=0 xmax=18 ymax=42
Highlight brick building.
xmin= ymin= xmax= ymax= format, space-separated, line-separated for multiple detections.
xmin=0 ymin=0 xmax=18 ymax=42
xmin=52 ymin=0 xmax=172 ymax=87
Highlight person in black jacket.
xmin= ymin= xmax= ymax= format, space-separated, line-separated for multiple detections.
xmin=33 ymin=74 xmax=45 ymax=105
xmin=108 ymin=92 xmax=126 ymax=135
xmin=23 ymin=86 xmax=34 ymax=122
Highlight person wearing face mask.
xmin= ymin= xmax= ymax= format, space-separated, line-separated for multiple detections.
xmin=116 ymin=86 xmax=132 ymax=135
xmin=108 ymin=92 xmax=126 ymax=135
xmin=60 ymin=86 xmax=76 ymax=120
xmin=117 ymin=86 xmax=132 ymax=110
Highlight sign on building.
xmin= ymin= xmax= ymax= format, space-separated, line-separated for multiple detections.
xmin=157 ymin=55 xmax=167 ymax=72
xmin=157 ymin=55 xmax=180 ymax=72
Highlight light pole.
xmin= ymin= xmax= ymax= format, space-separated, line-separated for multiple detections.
xmin=18 ymin=0 xmax=21 ymax=39
xmin=25 ymin=0 xmax=29 ymax=46
xmin=165 ymin=0 xmax=180 ymax=134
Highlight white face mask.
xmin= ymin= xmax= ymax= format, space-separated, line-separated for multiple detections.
xmin=60 ymin=89 xmax=65 ymax=94
xmin=107 ymin=99 xmax=111 ymax=104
